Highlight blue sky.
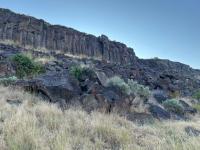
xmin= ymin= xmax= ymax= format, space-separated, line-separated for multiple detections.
xmin=1 ymin=0 xmax=200 ymax=68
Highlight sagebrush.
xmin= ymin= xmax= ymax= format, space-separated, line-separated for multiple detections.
xmin=11 ymin=54 xmax=45 ymax=78
xmin=106 ymin=76 xmax=150 ymax=99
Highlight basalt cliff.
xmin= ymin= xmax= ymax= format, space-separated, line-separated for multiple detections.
xmin=0 ymin=8 xmax=136 ymax=64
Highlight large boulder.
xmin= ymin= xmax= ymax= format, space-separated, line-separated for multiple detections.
xmin=16 ymin=71 xmax=81 ymax=104
xmin=149 ymin=104 xmax=171 ymax=120
xmin=86 ymin=82 xmax=135 ymax=113
xmin=153 ymin=90 xmax=168 ymax=104
xmin=0 ymin=61 xmax=15 ymax=77
xmin=95 ymin=71 xmax=108 ymax=87
xmin=179 ymin=100 xmax=197 ymax=114
xmin=185 ymin=126 xmax=200 ymax=136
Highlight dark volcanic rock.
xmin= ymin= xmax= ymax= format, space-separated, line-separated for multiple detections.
xmin=149 ymin=104 xmax=171 ymax=120
xmin=6 ymin=99 xmax=22 ymax=106
xmin=0 ymin=61 xmax=15 ymax=77
xmin=137 ymin=59 xmax=200 ymax=96
xmin=185 ymin=126 xmax=200 ymax=136
xmin=16 ymin=71 xmax=81 ymax=104
xmin=179 ymin=100 xmax=197 ymax=114
xmin=0 ymin=8 xmax=136 ymax=65
xmin=153 ymin=90 xmax=168 ymax=103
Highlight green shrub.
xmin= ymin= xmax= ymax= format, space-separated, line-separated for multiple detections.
xmin=69 ymin=65 xmax=94 ymax=81
xmin=69 ymin=65 xmax=84 ymax=80
xmin=163 ymin=99 xmax=184 ymax=115
xmin=192 ymin=90 xmax=200 ymax=101
xmin=0 ymin=76 xmax=18 ymax=86
xmin=11 ymin=54 xmax=45 ymax=78
xmin=128 ymin=79 xmax=150 ymax=99
xmin=106 ymin=77 xmax=151 ymax=98
xmin=106 ymin=76 xmax=131 ymax=95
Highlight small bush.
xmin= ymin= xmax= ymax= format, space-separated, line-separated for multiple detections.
xmin=11 ymin=54 xmax=45 ymax=78
xmin=128 ymin=79 xmax=150 ymax=99
xmin=106 ymin=76 xmax=131 ymax=95
xmin=163 ymin=99 xmax=184 ymax=115
xmin=70 ymin=65 xmax=84 ymax=80
xmin=106 ymin=77 xmax=151 ymax=98
xmin=0 ymin=76 xmax=18 ymax=86
xmin=69 ymin=65 xmax=94 ymax=81
xmin=192 ymin=90 xmax=200 ymax=101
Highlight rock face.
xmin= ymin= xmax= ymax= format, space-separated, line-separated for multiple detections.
xmin=137 ymin=59 xmax=200 ymax=96
xmin=0 ymin=43 xmax=198 ymax=120
xmin=0 ymin=8 xmax=136 ymax=64
xmin=92 ymin=58 xmax=200 ymax=97
xmin=16 ymin=71 xmax=82 ymax=109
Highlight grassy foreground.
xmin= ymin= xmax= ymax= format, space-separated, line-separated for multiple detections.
xmin=0 ymin=86 xmax=200 ymax=150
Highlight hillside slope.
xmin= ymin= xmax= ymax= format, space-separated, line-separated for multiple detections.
xmin=0 ymin=8 xmax=200 ymax=122
xmin=0 ymin=85 xmax=200 ymax=150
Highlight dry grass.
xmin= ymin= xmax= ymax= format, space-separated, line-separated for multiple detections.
xmin=0 ymin=85 xmax=200 ymax=150
xmin=64 ymin=53 xmax=102 ymax=61
xmin=34 ymin=56 xmax=56 ymax=64
xmin=0 ymin=39 xmax=101 ymax=62
xmin=21 ymin=51 xmax=56 ymax=65
xmin=0 ymin=39 xmax=21 ymax=48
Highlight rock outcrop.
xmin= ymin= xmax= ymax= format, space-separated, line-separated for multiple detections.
xmin=0 ymin=8 xmax=136 ymax=64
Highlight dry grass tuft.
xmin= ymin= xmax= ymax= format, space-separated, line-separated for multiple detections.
xmin=0 ymin=85 xmax=200 ymax=150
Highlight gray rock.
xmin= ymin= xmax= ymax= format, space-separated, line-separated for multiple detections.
xmin=6 ymin=99 xmax=22 ymax=106
xmin=153 ymin=90 xmax=168 ymax=103
xmin=179 ymin=100 xmax=197 ymax=114
xmin=0 ymin=61 xmax=15 ymax=77
xmin=102 ymin=90 xmax=120 ymax=103
xmin=95 ymin=71 xmax=108 ymax=86
xmin=16 ymin=71 xmax=81 ymax=103
xmin=149 ymin=104 xmax=171 ymax=120
xmin=185 ymin=126 xmax=200 ymax=136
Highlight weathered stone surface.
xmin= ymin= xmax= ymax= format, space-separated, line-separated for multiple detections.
xmin=16 ymin=71 xmax=81 ymax=103
xmin=0 ymin=61 xmax=14 ymax=77
xmin=94 ymin=58 xmax=200 ymax=97
xmin=137 ymin=59 xmax=200 ymax=96
xmin=0 ymin=8 xmax=136 ymax=65
xmin=149 ymin=104 xmax=171 ymax=120
xmin=153 ymin=90 xmax=168 ymax=104
xmin=6 ymin=99 xmax=22 ymax=106
xmin=185 ymin=126 xmax=200 ymax=136
xmin=95 ymin=71 xmax=108 ymax=87
xmin=179 ymin=100 xmax=197 ymax=114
